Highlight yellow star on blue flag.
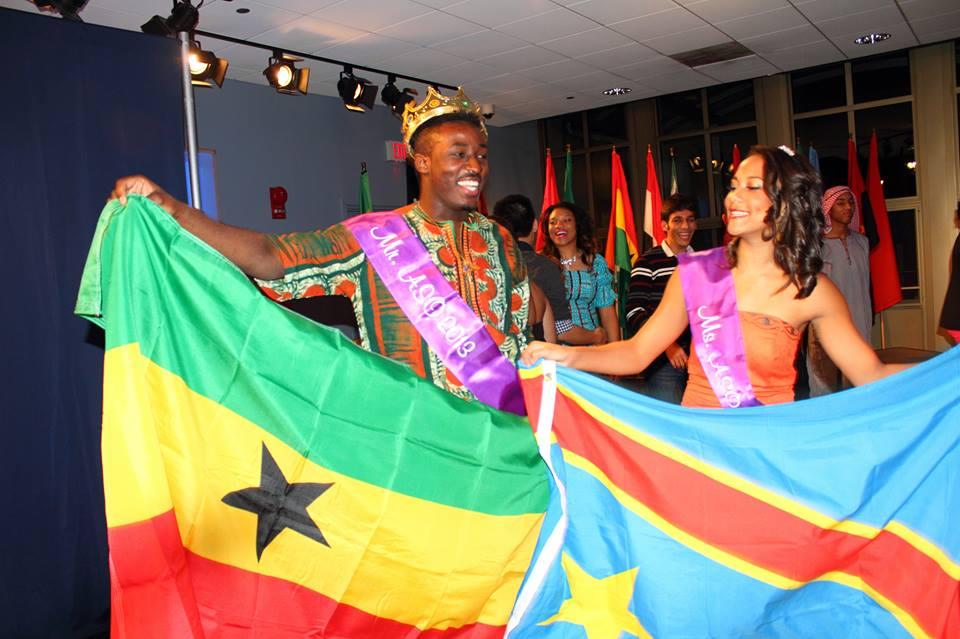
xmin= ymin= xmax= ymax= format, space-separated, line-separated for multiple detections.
xmin=538 ymin=553 xmax=650 ymax=639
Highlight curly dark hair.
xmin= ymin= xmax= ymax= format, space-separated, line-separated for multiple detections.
xmin=541 ymin=201 xmax=597 ymax=267
xmin=726 ymin=145 xmax=825 ymax=299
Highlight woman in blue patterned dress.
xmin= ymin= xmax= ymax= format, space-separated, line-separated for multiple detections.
xmin=542 ymin=202 xmax=620 ymax=344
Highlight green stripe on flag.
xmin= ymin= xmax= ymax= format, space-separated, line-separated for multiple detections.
xmin=78 ymin=197 xmax=548 ymax=517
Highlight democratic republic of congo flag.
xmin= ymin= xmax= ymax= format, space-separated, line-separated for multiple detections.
xmin=604 ymin=148 xmax=640 ymax=334
xmin=74 ymin=196 xmax=549 ymax=638
xmin=508 ymin=357 xmax=960 ymax=639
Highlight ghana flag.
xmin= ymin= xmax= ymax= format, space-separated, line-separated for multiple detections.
xmin=75 ymin=196 xmax=549 ymax=638
xmin=604 ymin=148 xmax=640 ymax=334
xmin=508 ymin=356 xmax=960 ymax=639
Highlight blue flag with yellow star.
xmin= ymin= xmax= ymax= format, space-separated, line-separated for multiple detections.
xmin=508 ymin=352 xmax=960 ymax=639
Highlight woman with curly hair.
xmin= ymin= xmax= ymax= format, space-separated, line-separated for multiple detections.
xmin=523 ymin=146 xmax=908 ymax=408
xmin=542 ymin=202 xmax=620 ymax=344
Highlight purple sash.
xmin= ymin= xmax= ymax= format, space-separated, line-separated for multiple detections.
xmin=344 ymin=211 xmax=525 ymax=415
xmin=677 ymin=248 xmax=761 ymax=409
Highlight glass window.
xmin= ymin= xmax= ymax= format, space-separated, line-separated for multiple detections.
xmin=544 ymin=112 xmax=584 ymax=152
xmin=657 ymin=89 xmax=703 ymax=135
xmin=794 ymin=113 xmax=849 ymax=189
xmin=587 ymin=105 xmax=628 ymax=147
xmin=889 ymin=209 xmax=919 ymax=301
xmin=852 ymin=51 xmax=911 ymax=104
xmin=590 ymin=150 xmax=632 ymax=247
xmin=707 ymin=81 xmax=756 ymax=127
xmin=791 ymin=63 xmax=845 ymax=113
xmin=853 ymin=103 xmax=916 ymax=198
xmin=659 ymin=137 xmax=709 ymax=219
xmin=710 ymin=127 xmax=758 ymax=219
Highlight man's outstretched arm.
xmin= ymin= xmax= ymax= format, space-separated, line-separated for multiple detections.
xmin=111 ymin=175 xmax=283 ymax=280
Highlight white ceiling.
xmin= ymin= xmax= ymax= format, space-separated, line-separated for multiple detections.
xmin=4 ymin=0 xmax=959 ymax=125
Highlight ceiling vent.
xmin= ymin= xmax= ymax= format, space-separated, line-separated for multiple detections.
xmin=669 ymin=41 xmax=754 ymax=68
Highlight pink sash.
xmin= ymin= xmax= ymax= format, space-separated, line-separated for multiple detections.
xmin=677 ymin=248 xmax=761 ymax=408
xmin=344 ymin=212 xmax=525 ymax=415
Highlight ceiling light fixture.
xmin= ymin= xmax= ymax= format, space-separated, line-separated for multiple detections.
xmin=188 ymin=40 xmax=228 ymax=88
xmin=854 ymin=32 xmax=891 ymax=45
xmin=338 ymin=67 xmax=378 ymax=113
xmin=264 ymin=51 xmax=309 ymax=95
xmin=141 ymin=0 xmax=200 ymax=36
xmin=602 ymin=87 xmax=632 ymax=96
xmin=380 ymin=75 xmax=417 ymax=118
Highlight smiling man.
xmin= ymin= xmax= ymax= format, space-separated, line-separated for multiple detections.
xmin=111 ymin=87 xmax=529 ymax=409
xmin=625 ymin=194 xmax=698 ymax=404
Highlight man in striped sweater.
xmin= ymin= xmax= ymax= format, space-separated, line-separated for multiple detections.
xmin=625 ymin=194 xmax=698 ymax=404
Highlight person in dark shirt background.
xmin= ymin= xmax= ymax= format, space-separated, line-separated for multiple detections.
xmin=940 ymin=201 xmax=960 ymax=345
xmin=625 ymin=194 xmax=698 ymax=404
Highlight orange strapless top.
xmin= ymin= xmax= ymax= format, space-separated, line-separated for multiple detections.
xmin=682 ymin=311 xmax=802 ymax=409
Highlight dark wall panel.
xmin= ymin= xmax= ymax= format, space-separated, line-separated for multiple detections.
xmin=0 ymin=9 xmax=186 ymax=637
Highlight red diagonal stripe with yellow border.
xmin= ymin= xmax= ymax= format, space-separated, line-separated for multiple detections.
xmin=524 ymin=373 xmax=959 ymax=639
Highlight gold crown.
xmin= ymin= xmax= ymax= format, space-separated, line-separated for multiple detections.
xmin=401 ymin=86 xmax=487 ymax=154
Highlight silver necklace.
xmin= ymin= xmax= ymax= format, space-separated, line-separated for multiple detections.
xmin=560 ymin=255 xmax=578 ymax=268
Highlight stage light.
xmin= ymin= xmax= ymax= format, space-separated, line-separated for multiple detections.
xmin=337 ymin=68 xmax=378 ymax=113
xmin=380 ymin=76 xmax=416 ymax=118
xmin=142 ymin=1 xmax=199 ymax=36
xmin=189 ymin=41 xmax=228 ymax=88
xmin=263 ymin=52 xmax=310 ymax=95
xmin=32 ymin=0 xmax=88 ymax=22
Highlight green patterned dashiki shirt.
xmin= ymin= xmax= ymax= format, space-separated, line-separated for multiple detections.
xmin=257 ymin=204 xmax=529 ymax=402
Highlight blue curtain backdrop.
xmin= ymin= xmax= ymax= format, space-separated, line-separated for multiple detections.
xmin=0 ymin=9 xmax=187 ymax=637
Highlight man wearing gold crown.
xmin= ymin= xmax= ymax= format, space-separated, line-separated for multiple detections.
xmin=111 ymin=87 xmax=529 ymax=414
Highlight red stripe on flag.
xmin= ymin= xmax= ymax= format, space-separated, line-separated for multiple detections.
xmin=866 ymin=132 xmax=903 ymax=312
xmin=108 ymin=510 xmax=207 ymax=639
xmin=547 ymin=388 xmax=959 ymax=638
xmin=536 ymin=152 xmax=560 ymax=252
xmin=643 ymin=146 xmax=665 ymax=246
xmin=109 ymin=511 xmax=507 ymax=639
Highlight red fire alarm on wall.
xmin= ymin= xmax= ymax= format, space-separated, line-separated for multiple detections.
xmin=269 ymin=186 xmax=287 ymax=219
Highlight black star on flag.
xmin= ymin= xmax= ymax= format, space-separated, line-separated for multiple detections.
xmin=222 ymin=443 xmax=334 ymax=560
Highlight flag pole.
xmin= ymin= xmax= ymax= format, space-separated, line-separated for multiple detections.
xmin=179 ymin=31 xmax=202 ymax=209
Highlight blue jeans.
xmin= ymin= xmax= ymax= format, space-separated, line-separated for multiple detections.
xmin=640 ymin=360 xmax=687 ymax=405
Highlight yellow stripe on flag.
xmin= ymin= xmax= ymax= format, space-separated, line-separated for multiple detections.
xmin=103 ymin=343 xmax=543 ymax=630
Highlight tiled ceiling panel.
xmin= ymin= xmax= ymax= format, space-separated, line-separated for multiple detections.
xmin=565 ymin=0 xmax=678 ymax=24
xmin=378 ymin=11 xmax=484 ymax=45
xmin=441 ymin=0 xmax=556 ymax=29
xmin=539 ymin=27 xmax=633 ymax=57
xmin=1 ymin=0 xmax=958 ymax=126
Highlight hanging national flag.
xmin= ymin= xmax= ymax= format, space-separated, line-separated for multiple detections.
xmin=508 ymin=357 xmax=960 ymax=639
xmin=731 ymin=143 xmax=742 ymax=173
xmin=75 ymin=197 xmax=549 ymax=638
xmin=669 ymin=151 xmax=679 ymax=196
xmin=808 ymin=143 xmax=820 ymax=174
xmin=562 ymin=146 xmax=574 ymax=203
xmin=866 ymin=131 xmax=903 ymax=313
xmin=642 ymin=146 xmax=666 ymax=246
xmin=847 ymin=136 xmax=867 ymax=232
xmin=796 ymin=139 xmax=805 ymax=158
xmin=604 ymin=148 xmax=641 ymax=333
xmin=535 ymin=150 xmax=560 ymax=252
xmin=358 ymin=162 xmax=373 ymax=214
